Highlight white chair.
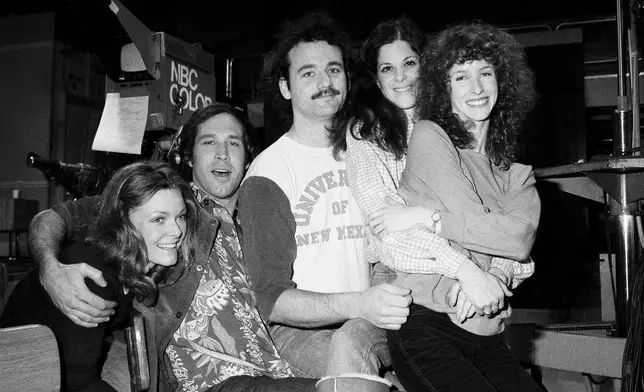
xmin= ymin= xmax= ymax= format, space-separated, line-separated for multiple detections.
xmin=0 ymin=324 xmax=61 ymax=391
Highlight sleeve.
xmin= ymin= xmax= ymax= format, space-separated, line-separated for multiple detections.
xmin=401 ymin=121 xmax=539 ymax=261
xmin=490 ymin=256 xmax=535 ymax=289
xmin=237 ymin=176 xmax=298 ymax=320
xmin=51 ymin=196 xmax=101 ymax=242
xmin=345 ymin=132 xmax=471 ymax=278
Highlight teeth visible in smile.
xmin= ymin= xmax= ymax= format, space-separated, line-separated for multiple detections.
xmin=158 ymin=244 xmax=177 ymax=249
xmin=467 ymin=98 xmax=488 ymax=106
xmin=394 ymin=86 xmax=411 ymax=92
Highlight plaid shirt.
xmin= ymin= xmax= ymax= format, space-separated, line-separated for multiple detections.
xmin=345 ymin=119 xmax=533 ymax=288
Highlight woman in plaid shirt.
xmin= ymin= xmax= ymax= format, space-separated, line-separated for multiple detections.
xmin=335 ymin=19 xmax=542 ymax=392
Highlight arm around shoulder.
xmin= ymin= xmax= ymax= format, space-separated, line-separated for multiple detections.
xmin=29 ymin=199 xmax=115 ymax=327
xmin=29 ymin=208 xmax=66 ymax=278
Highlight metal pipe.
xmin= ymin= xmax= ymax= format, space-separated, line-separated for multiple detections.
xmin=618 ymin=0 xmax=628 ymax=97
xmin=614 ymin=110 xmax=633 ymax=155
xmin=584 ymin=58 xmax=644 ymax=65
xmin=613 ymin=0 xmax=633 ymax=157
xmin=502 ymin=24 xmax=553 ymax=33
xmin=555 ymin=16 xmax=617 ymax=30
xmin=225 ymin=57 xmax=235 ymax=99
xmin=610 ymin=106 xmax=636 ymax=338
xmin=614 ymin=212 xmax=637 ymax=336
xmin=629 ymin=2 xmax=641 ymax=154
xmin=611 ymin=0 xmax=637 ymax=339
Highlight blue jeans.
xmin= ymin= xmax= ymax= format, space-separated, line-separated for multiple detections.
xmin=270 ymin=319 xmax=391 ymax=378
xmin=388 ymin=304 xmax=543 ymax=392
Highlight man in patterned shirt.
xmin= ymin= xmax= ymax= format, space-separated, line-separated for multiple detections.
xmin=27 ymin=103 xmax=319 ymax=391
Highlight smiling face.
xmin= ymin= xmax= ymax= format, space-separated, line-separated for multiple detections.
xmin=449 ymin=59 xmax=498 ymax=125
xmin=376 ymin=40 xmax=420 ymax=113
xmin=189 ymin=112 xmax=247 ymax=212
xmin=128 ymin=188 xmax=187 ymax=271
xmin=279 ymin=41 xmax=347 ymax=122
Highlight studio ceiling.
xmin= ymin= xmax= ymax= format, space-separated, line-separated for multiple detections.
xmin=2 ymin=0 xmax=617 ymax=55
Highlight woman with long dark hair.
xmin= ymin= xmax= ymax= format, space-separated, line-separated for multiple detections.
xmin=340 ymin=19 xmax=542 ymax=391
xmin=340 ymin=15 xmax=530 ymax=304
xmin=0 ymin=161 xmax=199 ymax=392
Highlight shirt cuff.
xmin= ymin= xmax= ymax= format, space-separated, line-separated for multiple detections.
xmin=490 ymin=258 xmax=515 ymax=287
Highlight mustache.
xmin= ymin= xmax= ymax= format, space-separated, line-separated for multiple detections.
xmin=311 ymin=87 xmax=341 ymax=100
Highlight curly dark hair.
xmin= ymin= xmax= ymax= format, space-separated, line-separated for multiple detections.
xmin=418 ymin=21 xmax=536 ymax=169
xmin=89 ymin=161 xmax=199 ymax=306
xmin=264 ymin=10 xmax=357 ymax=133
xmin=334 ymin=16 xmax=426 ymax=160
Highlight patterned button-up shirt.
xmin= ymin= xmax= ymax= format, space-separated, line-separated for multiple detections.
xmin=166 ymin=184 xmax=293 ymax=392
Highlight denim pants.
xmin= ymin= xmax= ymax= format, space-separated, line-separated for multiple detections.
xmin=270 ymin=318 xmax=391 ymax=378
xmin=209 ymin=376 xmax=317 ymax=392
xmin=388 ymin=304 xmax=543 ymax=392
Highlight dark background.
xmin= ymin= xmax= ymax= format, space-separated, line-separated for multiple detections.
xmin=0 ymin=0 xmax=632 ymax=313
xmin=1 ymin=0 xmax=616 ymax=56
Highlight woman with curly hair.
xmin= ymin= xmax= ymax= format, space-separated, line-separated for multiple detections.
xmin=340 ymin=15 xmax=532 ymax=319
xmin=0 ymin=161 xmax=198 ymax=392
xmin=358 ymin=21 xmax=543 ymax=391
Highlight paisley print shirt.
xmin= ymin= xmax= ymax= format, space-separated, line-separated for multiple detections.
xmin=166 ymin=184 xmax=293 ymax=391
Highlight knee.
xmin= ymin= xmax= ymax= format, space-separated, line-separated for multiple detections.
xmin=331 ymin=319 xmax=381 ymax=351
xmin=326 ymin=320 xmax=388 ymax=376
xmin=330 ymin=319 xmax=388 ymax=366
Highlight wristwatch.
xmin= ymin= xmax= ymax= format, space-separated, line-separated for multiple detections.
xmin=430 ymin=210 xmax=441 ymax=233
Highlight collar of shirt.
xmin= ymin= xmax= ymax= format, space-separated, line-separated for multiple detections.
xmin=190 ymin=182 xmax=238 ymax=225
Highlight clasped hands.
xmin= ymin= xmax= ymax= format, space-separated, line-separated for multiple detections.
xmin=368 ymin=197 xmax=512 ymax=323
xmin=449 ymin=266 xmax=512 ymax=323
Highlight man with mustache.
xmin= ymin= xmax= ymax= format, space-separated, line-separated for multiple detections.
xmin=237 ymin=12 xmax=410 ymax=391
